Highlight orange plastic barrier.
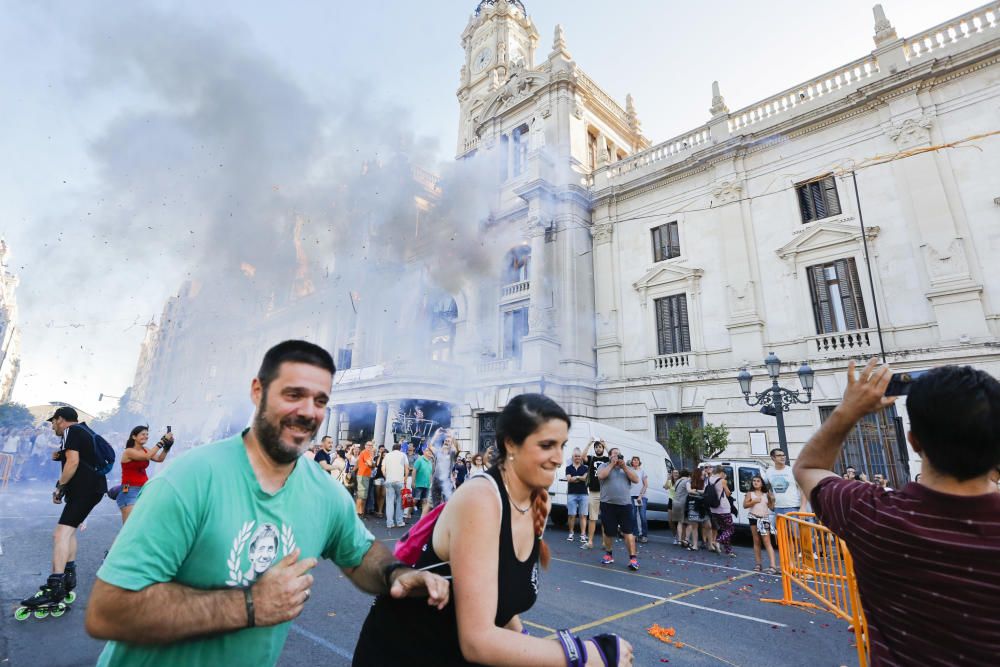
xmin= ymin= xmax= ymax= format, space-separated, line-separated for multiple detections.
xmin=0 ymin=452 xmax=13 ymax=492
xmin=761 ymin=512 xmax=869 ymax=667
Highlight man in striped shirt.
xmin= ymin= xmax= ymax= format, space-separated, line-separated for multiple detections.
xmin=794 ymin=360 xmax=1000 ymax=666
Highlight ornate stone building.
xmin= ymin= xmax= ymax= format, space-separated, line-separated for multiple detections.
xmin=0 ymin=239 xmax=21 ymax=403
xmin=130 ymin=2 xmax=1000 ymax=485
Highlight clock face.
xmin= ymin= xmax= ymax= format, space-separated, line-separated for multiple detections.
xmin=472 ymin=47 xmax=493 ymax=74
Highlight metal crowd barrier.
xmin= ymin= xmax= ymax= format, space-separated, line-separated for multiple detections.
xmin=761 ymin=511 xmax=869 ymax=667
xmin=0 ymin=452 xmax=13 ymax=492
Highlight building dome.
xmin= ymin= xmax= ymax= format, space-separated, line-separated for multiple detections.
xmin=475 ymin=0 xmax=526 ymax=16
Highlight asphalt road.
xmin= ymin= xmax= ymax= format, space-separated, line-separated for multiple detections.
xmin=1 ymin=483 xmax=858 ymax=666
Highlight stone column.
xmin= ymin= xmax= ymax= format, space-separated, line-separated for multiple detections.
xmin=373 ymin=401 xmax=388 ymax=448
xmin=384 ymin=400 xmax=400 ymax=448
xmin=328 ymin=406 xmax=341 ymax=447
xmin=592 ymin=216 xmax=621 ymax=378
xmin=522 ymin=215 xmax=560 ymax=373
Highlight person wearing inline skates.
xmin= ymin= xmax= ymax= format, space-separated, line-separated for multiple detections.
xmin=16 ymin=406 xmax=109 ymax=620
xmin=115 ymin=424 xmax=174 ymax=523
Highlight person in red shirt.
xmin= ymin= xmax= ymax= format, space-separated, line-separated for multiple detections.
xmin=794 ymin=360 xmax=1000 ymax=666
xmin=117 ymin=425 xmax=174 ymax=523
xmin=354 ymin=441 xmax=375 ymax=518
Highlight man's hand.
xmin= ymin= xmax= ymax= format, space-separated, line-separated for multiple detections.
xmin=838 ymin=358 xmax=897 ymax=420
xmin=389 ymin=569 xmax=450 ymax=610
xmin=250 ymin=549 xmax=317 ymax=626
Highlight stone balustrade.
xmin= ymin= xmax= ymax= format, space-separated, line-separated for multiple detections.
xmin=501 ymin=280 xmax=530 ymax=299
xmin=477 ymin=357 xmax=514 ymax=374
xmin=650 ymin=352 xmax=691 ymax=373
xmin=727 ymin=55 xmax=880 ymax=133
xmin=807 ymin=329 xmax=875 ymax=355
xmin=904 ymin=3 xmax=999 ymax=61
xmin=605 ymin=126 xmax=712 ymax=180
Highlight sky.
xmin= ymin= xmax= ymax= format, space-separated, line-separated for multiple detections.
xmin=0 ymin=0 xmax=979 ymax=417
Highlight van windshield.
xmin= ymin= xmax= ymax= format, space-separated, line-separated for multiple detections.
xmin=738 ymin=466 xmax=762 ymax=492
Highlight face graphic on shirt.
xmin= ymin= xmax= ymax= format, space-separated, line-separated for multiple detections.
xmin=248 ymin=524 xmax=279 ymax=576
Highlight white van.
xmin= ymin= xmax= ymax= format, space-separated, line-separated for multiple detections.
xmin=548 ymin=420 xmax=674 ymax=525
xmin=698 ymin=458 xmax=770 ymax=529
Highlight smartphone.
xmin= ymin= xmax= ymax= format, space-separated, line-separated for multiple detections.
xmin=166 ymin=425 xmax=172 ymax=433
xmin=885 ymin=370 xmax=928 ymax=397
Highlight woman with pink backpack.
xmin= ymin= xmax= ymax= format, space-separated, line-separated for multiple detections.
xmin=352 ymin=394 xmax=634 ymax=666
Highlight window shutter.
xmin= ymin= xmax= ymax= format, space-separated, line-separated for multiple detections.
xmin=808 ymin=265 xmax=835 ymax=333
xmin=667 ymin=222 xmax=680 ymax=258
xmin=834 ymin=258 xmax=869 ymax=330
xmin=823 ymin=176 xmax=841 ymax=216
xmin=655 ymin=298 xmax=673 ymax=355
xmin=651 ymin=226 xmax=663 ymax=262
xmin=797 ymin=186 xmax=814 ymax=222
xmin=677 ymin=295 xmax=691 ymax=352
xmin=810 ymin=182 xmax=827 ymax=219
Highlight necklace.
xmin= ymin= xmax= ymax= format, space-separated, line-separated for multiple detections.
xmin=502 ymin=470 xmax=531 ymax=515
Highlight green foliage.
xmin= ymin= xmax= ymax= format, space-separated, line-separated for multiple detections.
xmin=0 ymin=402 xmax=35 ymax=430
xmin=665 ymin=421 xmax=730 ymax=465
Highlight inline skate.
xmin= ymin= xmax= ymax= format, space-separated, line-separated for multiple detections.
xmin=14 ymin=575 xmax=69 ymax=621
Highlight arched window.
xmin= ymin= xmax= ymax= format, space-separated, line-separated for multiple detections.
xmin=428 ymin=295 xmax=458 ymax=362
xmin=502 ymin=246 xmax=531 ymax=286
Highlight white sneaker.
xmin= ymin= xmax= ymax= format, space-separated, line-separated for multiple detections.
xmin=580 ymin=535 xmax=588 ymax=544
xmin=567 ymin=533 xmax=575 ymax=541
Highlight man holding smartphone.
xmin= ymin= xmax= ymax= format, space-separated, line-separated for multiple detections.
xmin=794 ymin=360 xmax=1000 ymax=666
xmin=596 ymin=447 xmax=640 ymax=571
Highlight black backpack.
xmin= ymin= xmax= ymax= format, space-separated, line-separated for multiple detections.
xmin=70 ymin=424 xmax=115 ymax=476
xmin=703 ymin=477 xmax=722 ymax=509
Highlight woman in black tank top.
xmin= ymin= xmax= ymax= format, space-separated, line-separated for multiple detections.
xmin=353 ymin=394 xmax=633 ymax=667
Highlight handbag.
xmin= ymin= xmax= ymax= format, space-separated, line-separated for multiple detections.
xmin=401 ymin=486 xmax=414 ymax=509
xmin=107 ymin=484 xmax=122 ymax=500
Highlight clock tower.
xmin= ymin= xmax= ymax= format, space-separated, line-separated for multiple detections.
xmin=457 ymin=0 xmax=539 ymax=156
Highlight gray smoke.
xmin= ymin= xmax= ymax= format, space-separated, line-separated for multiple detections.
xmin=16 ymin=6 xmax=519 ymax=436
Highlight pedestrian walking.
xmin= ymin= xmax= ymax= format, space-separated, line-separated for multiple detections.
xmin=352 ymin=393 xmax=633 ymax=666
xmin=410 ymin=447 xmax=433 ymax=518
xmin=432 ymin=437 xmax=456 ymax=507
xmin=684 ymin=468 xmax=707 ymax=551
xmin=581 ymin=439 xmax=609 ymax=550
xmin=707 ymin=465 xmax=736 ymax=557
xmin=85 ymin=340 xmax=448 ymax=666
xmin=452 ymin=454 xmax=468 ymax=489
xmin=372 ymin=445 xmax=388 ymax=518
xmin=354 ymin=441 xmax=375 ymax=518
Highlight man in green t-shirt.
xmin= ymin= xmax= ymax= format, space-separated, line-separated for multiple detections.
xmin=85 ymin=340 xmax=449 ymax=666
xmin=410 ymin=447 xmax=433 ymax=518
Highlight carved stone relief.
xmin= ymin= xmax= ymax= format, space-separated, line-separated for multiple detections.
xmin=922 ymin=238 xmax=971 ymax=283
xmin=885 ymin=113 xmax=933 ymax=149
xmin=591 ymin=222 xmax=613 ymax=245
xmin=711 ymin=180 xmax=743 ymax=205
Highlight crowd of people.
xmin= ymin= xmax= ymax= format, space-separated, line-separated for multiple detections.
xmin=0 ymin=424 xmax=62 ymax=483
xmin=8 ymin=341 xmax=1000 ymax=666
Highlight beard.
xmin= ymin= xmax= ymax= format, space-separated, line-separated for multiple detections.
xmin=253 ymin=393 xmax=319 ymax=465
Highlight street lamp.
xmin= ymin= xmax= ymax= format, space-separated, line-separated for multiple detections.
xmin=737 ymin=353 xmax=814 ymax=457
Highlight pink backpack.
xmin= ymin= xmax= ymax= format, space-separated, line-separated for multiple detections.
xmin=393 ymin=503 xmax=448 ymax=566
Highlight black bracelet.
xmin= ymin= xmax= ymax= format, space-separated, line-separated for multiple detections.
xmin=556 ymin=629 xmax=584 ymax=667
xmin=243 ymin=586 xmax=255 ymax=628
xmin=382 ymin=562 xmax=410 ymax=590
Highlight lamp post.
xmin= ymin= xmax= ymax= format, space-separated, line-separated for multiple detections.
xmin=737 ymin=352 xmax=815 ymax=457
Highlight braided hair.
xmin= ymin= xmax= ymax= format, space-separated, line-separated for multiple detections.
xmin=494 ymin=393 xmax=571 ymax=569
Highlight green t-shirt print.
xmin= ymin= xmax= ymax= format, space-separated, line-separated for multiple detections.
xmin=412 ymin=455 xmax=432 ymax=489
xmin=96 ymin=433 xmax=375 ymax=667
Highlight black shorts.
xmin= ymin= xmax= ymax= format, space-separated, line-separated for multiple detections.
xmin=59 ymin=493 xmax=104 ymax=528
xmin=600 ymin=502 xmax=635 ymax=536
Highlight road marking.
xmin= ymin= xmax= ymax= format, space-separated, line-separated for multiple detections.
xmin=669 ymin=557 xmax=782 ymax=578
xmin=580 ymin=579 xmax=788 ymax=627
xmin=290 ymin=623 xmax=354 ymax=659
xmin=545 ymin=571 xmax=756 ymax=638
xmin=551 ymin=556 xmax=696 ymax=588
xmin=522 ymin=619 xmax=556 ymax=633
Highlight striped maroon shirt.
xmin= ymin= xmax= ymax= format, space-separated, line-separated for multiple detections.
xmin=812 ymin=477 xmax=1000 ymax=666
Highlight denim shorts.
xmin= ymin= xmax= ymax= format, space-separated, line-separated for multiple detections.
xmin=115 ymin=484 xmax=143 ymax=510
xmin=567 ymin=493 xmax=589 ymax=517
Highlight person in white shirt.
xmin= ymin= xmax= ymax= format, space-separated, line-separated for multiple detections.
xmin=628 ymin=457 xmax=649 ymax=543
xmin=764 ymin=448 xmax=801 ymax=517
xmin=380 ymin=443 xmax=410 ymax=529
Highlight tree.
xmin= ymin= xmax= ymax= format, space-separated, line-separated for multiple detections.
xmin=665 ymin=421 xmax=730 ymax=468
xmin=0 ymin=402 xmax=34 ymax=430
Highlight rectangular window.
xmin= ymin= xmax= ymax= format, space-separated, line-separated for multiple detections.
xmin=654 ymin=294 xmax=691 ymax=355
xmin=498 ymin=134 xmax=509 ymax=181
xmin=336 ymin=347 xmax=353 ymax=371
xmin=820 ymin=405 xmax=909 ymax=489
xmin=651 ymin=222 xmax=680 ymax=262
xmin=502 ymin=307 xmax=529 ymax=359
xmin=478 ymin=412 xmax=499 ymax=454
xmin=512 ymin=125 xmax=529 ymax=176
xmin=807 ymin=258 xmax=869 ymax=334
xmin=587 ymin=132 xmax=598 ymax=169
xmin=796 ymin=175 xmax=842 ymax=223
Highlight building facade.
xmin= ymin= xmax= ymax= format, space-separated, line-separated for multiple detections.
xmin=130 ymin=2 xmax=1000 ymax=486
xmin=0 ymin=239 xmax=21 ymax=403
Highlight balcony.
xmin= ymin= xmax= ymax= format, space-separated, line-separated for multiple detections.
xmin=650 ymin=352 xmax=692 ymax=374
xmin=477 ymin=357 xmax=520 ymax=376
xmin=807 ymin=329 xmax=876 ymax=356
xmin=500 ymin=280 xmax=530 ymax=301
